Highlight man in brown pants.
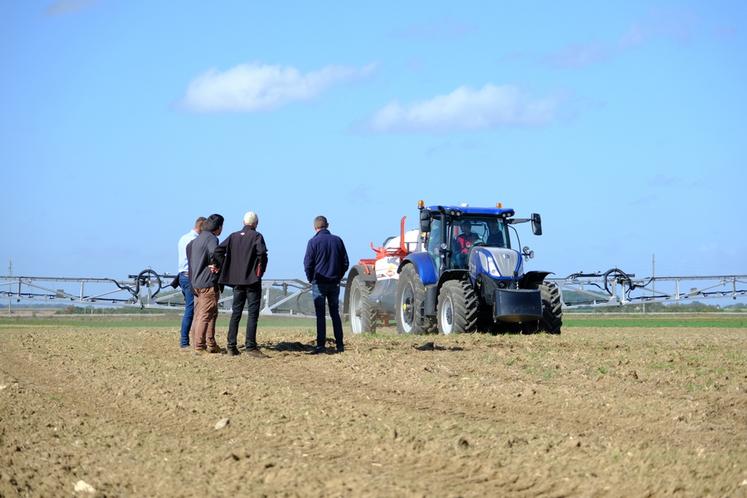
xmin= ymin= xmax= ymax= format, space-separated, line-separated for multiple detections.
xmin=187 ymin=213 xmax=225 ymax=353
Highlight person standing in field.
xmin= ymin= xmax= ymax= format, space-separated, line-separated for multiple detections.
xmin=213 ymin=211 xmax=268 ymax=357
xmin=176 ymin=216 xmax=206 ymax=350
xmin=303 ymin=215 xmax=349 ymax=355
xmin=188 ymin=213 xmax=225 ymax=354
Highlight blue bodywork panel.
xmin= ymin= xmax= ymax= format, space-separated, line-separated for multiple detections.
xmin=427 ymin=205 xmax=515 ymax=217
xmin=400 ymin=252 xmax=438 ymax=286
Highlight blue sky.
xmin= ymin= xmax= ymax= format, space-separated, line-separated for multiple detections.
xmin=2 ymin=1 xmax=745 ymax=281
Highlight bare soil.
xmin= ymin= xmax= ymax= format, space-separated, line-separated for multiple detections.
xmin=1 ymin=320 xmax=746 ymax=497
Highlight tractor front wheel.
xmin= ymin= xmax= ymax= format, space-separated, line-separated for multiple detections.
xmin=539 ymin=281 xmax=563 ymax=334
xmin=436 ymin=280 xmax=478 ymax=334
xmin=349 ymin=275 xmax=376 ymax=334
xmin=395 ymin=265 xmax=434 ymax=334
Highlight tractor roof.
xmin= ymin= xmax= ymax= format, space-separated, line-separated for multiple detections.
xmin=427 ymin=205 xmax=516 ymax=217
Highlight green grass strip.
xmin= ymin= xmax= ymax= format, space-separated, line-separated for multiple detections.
xmin=564 ymin=317 xmax=747 ymax=328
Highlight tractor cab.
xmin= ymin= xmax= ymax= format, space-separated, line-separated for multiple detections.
xmin=419 ymin=205 xmax=524 ymax=274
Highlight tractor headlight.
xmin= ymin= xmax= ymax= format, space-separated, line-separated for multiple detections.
xmin=479 ymin=252 xmax=502 ymax=278
xmin=487 ymin=256 xmax=501 ymax=277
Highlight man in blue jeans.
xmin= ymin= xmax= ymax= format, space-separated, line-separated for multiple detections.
xmin=303 ymin=215 xmax=349 ymax=354
xmin=177 ymin=216 xmax=205 ymax=349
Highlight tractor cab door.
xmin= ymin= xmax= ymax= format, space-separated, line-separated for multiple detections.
xmin=425 ymin=216 xmax=444 ymax=274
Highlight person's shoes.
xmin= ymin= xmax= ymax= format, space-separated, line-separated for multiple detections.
xmin=307 ymin=347 xmax=325 ymax=355
xmin=194 ymin=347 xmax=207 ymax=355
xmin=206 ymin=344 xmax=225 ymax=354
xmin=244 ymin=348 xmax=268 ymax=358
xmin=180 ymin=346 xmax=191 ymax=352
xmin=336 ymin=345 xmax=345 ymax=353
xmin=227 ymin=347 xmax=241 ymax=356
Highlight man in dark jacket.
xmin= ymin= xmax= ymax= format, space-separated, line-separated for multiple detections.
xmin=188 ymin=213 xmax=224 ymax=353
xmin=303 ymin=215 xmax=349 ymax=354
xmin=213 ymin=211 xmax=268 ymax=357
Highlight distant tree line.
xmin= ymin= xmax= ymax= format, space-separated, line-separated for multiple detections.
xmin=569 ymin=301 xmax=747 ymax=313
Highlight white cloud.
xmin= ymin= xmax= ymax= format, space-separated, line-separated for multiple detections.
xmin=180 ymin=62 xmax=376 ymax=113
xmin=367 ymin=84 xmax=558 ymax=133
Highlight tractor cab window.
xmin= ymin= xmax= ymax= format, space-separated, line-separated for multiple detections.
xmin=486 ymin=220 xmax=506 ymax=247
xmin=449 ymin=217 xmax=509 ymax=269
xmin=451 ymin=222 xmax=479 ymax=268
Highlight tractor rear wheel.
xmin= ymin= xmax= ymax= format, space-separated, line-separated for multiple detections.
xmin=539 ymin=281 xmax=563 ymax=334
xmin=349 ymin=275 xmax=376 ymax=334
xmin=437 ymin=280 xmax=478 ymax=334
xmin=395 ymin=265 xmax=435 ymax=334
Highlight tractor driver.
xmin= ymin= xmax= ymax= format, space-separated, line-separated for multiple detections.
xmin=486 ymin=220 xmax=505 ymax=247
xmin=455 ymin=221 xmax=480 ymax=267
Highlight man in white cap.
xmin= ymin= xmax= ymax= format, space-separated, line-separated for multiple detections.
xmin=213 ymin=211 xmax=268 ymax=357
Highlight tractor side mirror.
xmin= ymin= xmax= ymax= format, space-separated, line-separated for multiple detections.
xmin=419 ymin=209 xmax=431 ymax=233
xmin=531 ymin=213 xmax=542 ymax=235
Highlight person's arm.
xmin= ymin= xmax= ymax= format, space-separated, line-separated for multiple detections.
xmin=185 ymin=239 xmax=195 ymax=283
xmin=212 ymin=235 xmax=229 ymax=268
xmin=339 ymin=239 xmax=349 ymax=279
xmin=457 ymin=235 xmax=469 ymax=254
xmin=303 ymin=240 xmax=315 ymax=283
xmin=256 ymin=234 xmax=268 ymax=278
xmin=207 ymin=235 xmax=220 ymax=273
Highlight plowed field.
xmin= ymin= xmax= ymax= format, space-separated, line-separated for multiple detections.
xmin=1 ymin=315 xmax=746 ymax=497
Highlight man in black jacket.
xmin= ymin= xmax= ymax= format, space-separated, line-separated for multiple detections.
xmin=214 ymin=211 xmax=268 ymax=357
xmin=303 ymin=215 xmax=349 ymax=354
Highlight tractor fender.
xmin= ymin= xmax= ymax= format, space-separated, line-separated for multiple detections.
xmin=343 ymin=264 xmax=376 ymax=315
xmin=398 ymin=253 xmax=438 ymax=286
xmin=437 ymin=269 xmax=470 ymax=289
xmin=519 ymin=271 xmax=553 ymax=289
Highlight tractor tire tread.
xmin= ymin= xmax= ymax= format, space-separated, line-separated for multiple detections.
xmin=539 ymin=281 xmax=563 ymax=334
xmin=396 ymin=265 xmax=435 ymax=334
xmin=351 ymin=276 xmax=377 ymax=333
xmin=437 ymin=279 xmax=478 ymax=333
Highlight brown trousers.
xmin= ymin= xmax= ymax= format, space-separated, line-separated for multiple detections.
xmin=192 ymin=286 xmax=219 ymax=349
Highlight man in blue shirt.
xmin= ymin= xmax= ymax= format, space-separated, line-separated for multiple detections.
xmin=303 ymin=215 xmax=349 ymax=354
xmin=176 ymin=216 xmax=205 ymax=350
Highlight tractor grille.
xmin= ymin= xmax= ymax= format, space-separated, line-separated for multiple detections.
xmin=484 ymin=248 xmax=520 ymax=277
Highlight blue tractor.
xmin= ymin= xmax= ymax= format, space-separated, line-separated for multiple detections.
xmin=344 ymin=202 xmax=562 ymax=334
